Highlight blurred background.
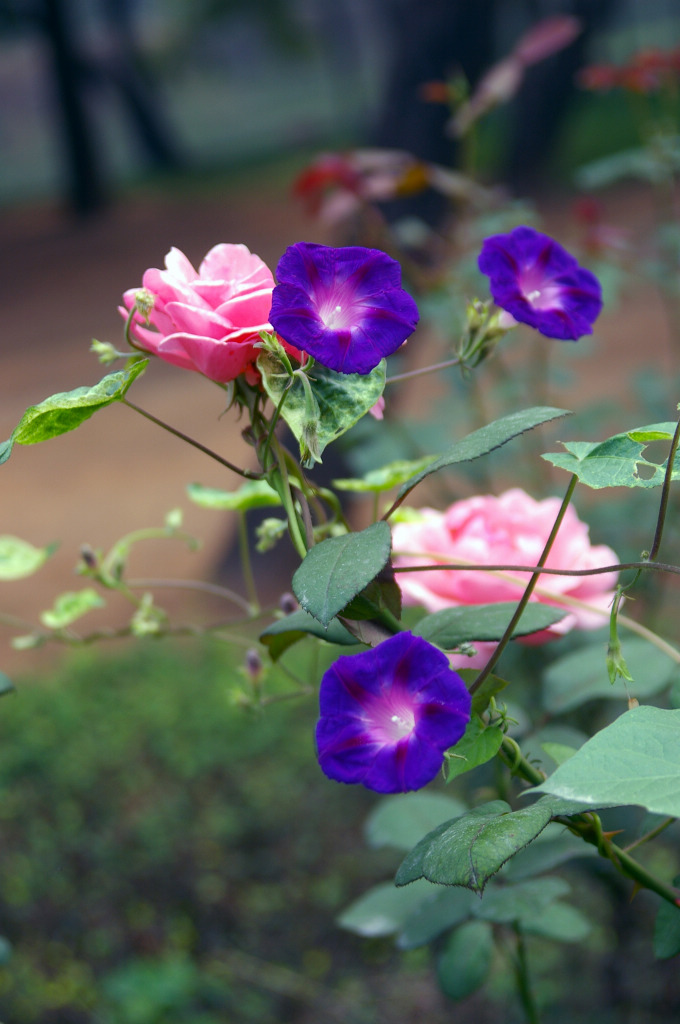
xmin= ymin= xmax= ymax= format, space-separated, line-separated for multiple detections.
xmin=1 ymin=1 xmax=680 ymax=1021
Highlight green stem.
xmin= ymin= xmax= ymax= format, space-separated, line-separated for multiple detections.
xmin=238 ymin=512 xmax=260 ymax=613
xmin=385 ymin=356 xmax=462 ymax=385
xmin=649 ymin=411 xmax=680 ymax=560
xmin=513 ymin=927 xmax=541 ymax=1024
xmin=259 ymin=381 xmax=293 ymax=472
xmin=122 ymin=399 xmax=261 ymax=479
xmin=499 ymin=737 xmax=680 ymax=909
xmin=393 ymin=559 xmax=680 ymax=580
xmin=270 ymin=437 xmax=308 ymax=559
xmin=126 ymin=577 xmax=252 ymax=614
xmin=622 ymin=816 xmax=676 ymax=853
xmin=469 ymin=474 xmax=578 ymax=695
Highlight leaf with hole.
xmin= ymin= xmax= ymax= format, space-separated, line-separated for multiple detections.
xmin=542 ymin=421 xmax=680 ymax=489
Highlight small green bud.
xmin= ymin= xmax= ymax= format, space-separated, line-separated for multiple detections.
xmin=90 ymin=339 xmax=119 ymax=365
xmin=255 ymin=517 xmax=287 ymax=552
xmin=164 ymin=508 xmax=183 ymax=531
xmin=134 ymin=288 xmax=155 ymax=321
xmin=130 ymin=593 xmax=166 ymax=636
xmin=606 ymin=639 xmax=634 ymax=685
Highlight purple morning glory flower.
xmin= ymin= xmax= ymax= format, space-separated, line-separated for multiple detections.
xmin=316 ymin=632 xmax=471 ymax=794
xmin=478 ymin=226 xmax=602 ymax=340
xmin=269 ymin=242 xmax=419 ymax=374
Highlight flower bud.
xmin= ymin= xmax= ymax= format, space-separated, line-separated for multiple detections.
xmin=134 ymin=288 xmax=155 ymax=322
xmin=279 ymin=592 xmax=298 ymax=615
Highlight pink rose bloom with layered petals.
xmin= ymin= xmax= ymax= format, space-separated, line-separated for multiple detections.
xmin=120 ymin=244 xmax=285 ymax=384
xmin=392 ymin=488 xmax=619 ymax=657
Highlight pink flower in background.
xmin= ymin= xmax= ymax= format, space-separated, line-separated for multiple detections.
xmin=121 ymin=244 xmax=293 ymax=384
xmin=392 ymin=489 xmax=619 ymax=646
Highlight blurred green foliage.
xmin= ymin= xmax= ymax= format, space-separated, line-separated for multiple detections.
xmin=0 ymin=642 xmax=383 ymax=1023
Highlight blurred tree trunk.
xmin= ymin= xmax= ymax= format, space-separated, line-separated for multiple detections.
xmin=40 ymin=0 xmax=106 ymax=215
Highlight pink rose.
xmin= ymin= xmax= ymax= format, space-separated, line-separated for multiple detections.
xmin=392 ymin=488 xmax=619 ymax=648
xmin=120 ymin=244 xmax=284 ymax=384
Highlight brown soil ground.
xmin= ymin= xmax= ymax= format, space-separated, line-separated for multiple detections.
xmin=0 ymin=176 xmax=675 ymax=675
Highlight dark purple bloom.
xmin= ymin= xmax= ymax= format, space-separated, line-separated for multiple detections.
xmin=269 ymin=242 xmax=419 ymax=374
xmin=478 ymin=226 xmax=602 ymax=340
xmin=316 ymin=632 xmax=471 ymax=793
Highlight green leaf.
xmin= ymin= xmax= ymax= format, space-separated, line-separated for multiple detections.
xmin=292 ymin=522 xmax=392 ymax=627
xmin=472 ymin=877 xmax=570 ymax=925
xmin=187 ymin=480 xmax=281 ymax=512
xmin=654 ymin=876 xmax=680 ymax=959
xmin=528 ymin=706 xmax=680 ymax=816
xmin=519 ymin=901 xmax=592 ymax=943
xmin=258 ymin=350 xmax=385 ymax=467
xmin=413 ymin=603 xmax=566 ymax=649
xmin=541 ymin=742 xmax=578 ymax=766
xmin=7 ymin=362 xmax=148 ymax=449
xmin=365 ymin=792 xmax=466 ymax=852
xmin=543 ymin=638 xmax=678 ymax=713
xmin=259 ymin=609 xmax=357 ymax=660
xmin=398 ymin=886 xmax=477 ymax=949
xmin=337 ymin=879 xmax=435 ymax=938
xmin=0 ymin=536 xmax=56 ymax=580
xmin=396 ymin=798 xmax=561 ymax=893
xmin=0 ymin=673 xmax=15 ymax=698
xmin=542 ymin=421 xmax=680 ymax=489
xmin=40 ymin=588 xmax=106 ymax=629
xmin=460 ymin=669 xmax=510 ymax=718
xmin=445 ymin=717 xmax=504 ymax=781
xmin=333 ymin=457 xmax=436 ymax=493
xmin=576 ymin=143 xmax=680 ymax=189
xmin=340 ymin=569 xmax=402 ymax=623
xmin=436 ymin=921 xmax=494 ymax=1001
xmin=0 ymin=439 xmax=13 ymax=465
xmin=503 ymin=823 xmax=597 ymax=882
xmin=395 ymin=407 xmax=570 ymax=502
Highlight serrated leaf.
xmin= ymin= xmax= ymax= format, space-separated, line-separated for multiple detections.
xmin=259 ymin=610 xmax=357 ymax=660
xmin=7 ymin=362 xmax=148 ymax=448
xmin=398 ymin=886 xmax=477 ymax=949
xmin=654 ymin=876 xmax=680 ymax=959
xmin=258 ymin=351 xmax=385 ymax=467
xmin=187 ymin=480 xmax=281 ymax=512
xmin=445 ymin=717 xmax=504 ymax=781
xmin=396 ymin=799 xmax=562 ymax=893
xmin=543 ymin=638 xmax=678 ymax=713
xmin=333 ymin=457 xmax=436 ymax=493
xmin=503 ymin=824 xmax=597 ymax=881
xmin=395 ymin=407 xmax=570 ymax=503
xmin=542 ymin=421 xmax=680 ymax=489
xmin=436 ymin=921 xmax=494 ymax=1001
xmin=528 ymin=706 xmax=680 ymax=816
xmin=0 ymin=537 xmax=56 ymax=580
xmin=292 ymin=521 xmax=392 ymax=627
xmin=519 ymin=901 xmax=592 ymax=943
xmin=472 ymin=877 xmax=570 ymax=924
xmin=337 ymin=879 xmax=435 ymax=937
xmin=413 ymin=603 xmax=566 ymax=649
xmin=40 ymin=588 xmax=105 ymax=629
xmin=365 ymin=792 xmax=466 ymax=852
